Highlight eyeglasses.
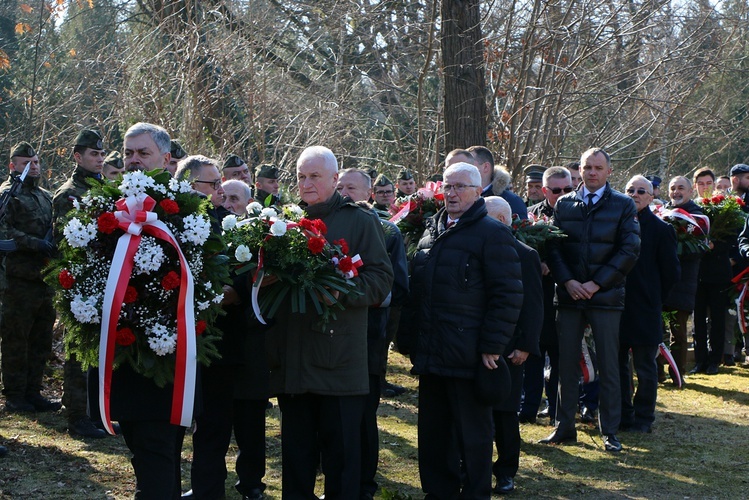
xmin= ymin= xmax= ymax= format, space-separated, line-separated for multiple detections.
xmin=548 ymin=186 xmax=574 ymax=194
xmin=443 ymin=183 xmax=478 ymax=193
xmin=626 ymin=187 xmax=651 ymax=195
xmin=194 ymin=179 xmax=222 ymax=190
xmin=375 ymin=189 xmax=394 ymax=195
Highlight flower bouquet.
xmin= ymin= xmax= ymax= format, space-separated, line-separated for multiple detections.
xmin=389 ymin=181 xmax=444 ymax=257
xmin=652 ymin=205 xmax=710 ymax=256
xmin=45 ymin=170 xmax=229 ymax=431
xmin=511 ymin=212 xmax=566 ymax=260
xmin=222 ymin=202 xmax=362 ymax=326
xmin=696 ymin=193 xmax=747 ymax=243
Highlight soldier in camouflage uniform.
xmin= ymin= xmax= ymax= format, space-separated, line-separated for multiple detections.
xmin=53 ymin=129 xmax=108 ymax=438
xmin=0 ymin=142 xmax=58 ymax=413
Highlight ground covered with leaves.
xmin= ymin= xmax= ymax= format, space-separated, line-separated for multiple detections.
xmin=1 ymin=343 xmax=749 ymax=498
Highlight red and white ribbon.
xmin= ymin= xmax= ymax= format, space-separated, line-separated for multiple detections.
xmin=390 ymin=200 xmax=416 ymax=224
xmin=732 ymin=266 xmax=749 ymax=334
xmin=652 ymin=206 xmax=711 ymax=235
xmin=98 ymin=194 xmax=197 ymax=434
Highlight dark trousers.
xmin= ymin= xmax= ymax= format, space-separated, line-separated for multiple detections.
xmin=63 ymin=353 xmax=90 ymax=423
xmin=120 ymin=420 xmax=185 ymax=500
xmin=492 ymin=360 xmax=524 ymax=480
xmin=557 ymin=307 xmax=621 ymax=435
xmin=188 ymin=365 xmax=235 ymax=499
xmin=233 ymin=398 xmax=268 ymax=496
xmin=619 ymin=344 xmax=659 ymax=428
xmin=277 ymin=393 xmax=366 ymax=500
xmin=519 ymin=342 xmax=559 ymax=418
xmin=418 ymin=374 xmax=493 ymax=499
xmin=360 ymin=374 xmax=382 ymax=498
xmin=694 ymin=283 xmax=728 ymax=366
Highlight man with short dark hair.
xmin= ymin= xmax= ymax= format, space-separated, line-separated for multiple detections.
xmin=254 ymin=164 xmax=280 ymax=205
xmin=566 ymin=161 xmax=581 ymax=188
xmin=123 ymin=122 xmax=171 ymax=172
xmin=468 ymin=145 xmax=528 ymax=219
xmin=693 ymin=167 xmax=716 ymax=197
xmin=542 ymin=148 xmax=640 ymax=453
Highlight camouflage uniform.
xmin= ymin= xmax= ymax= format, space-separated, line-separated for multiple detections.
xmin=53 ymin=165 xmax=103 ymax=422
xmin=0 ymin=175 xmax=55 ymax=401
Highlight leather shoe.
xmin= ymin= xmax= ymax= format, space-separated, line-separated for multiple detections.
xmin=580 ymin=406 xmax=597 ymax=424
xmin=25 ymin=394 xmax=61 ymax=412
xmin=493 ymin=476 xmax=514 ymax=494
xmin=539 ymin=428 xmax=577 ymax=445
xmin=604 ymin=434 xmax=622 ymax=452
xmin=705 ymin=363 xmax=719 ymax=375
xmin=518 ymin=412 xmax=536 ymax=424
xmin=243 ymin=488 xmax=265 ymax=500
xmin=5 ymin=397 xmax=35 ymax=412
xmin=381 ymin=381 xmax=406 ymax=397
xmin=69 ymin=417 xmax=107 ymax=439
xmin=689 ymin=362 xmax=706 ymax=375
xmin=0 ymin=445 xmax=7 ymax=458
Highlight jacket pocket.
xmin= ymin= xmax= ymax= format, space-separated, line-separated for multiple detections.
xmin=308 ymin=322 xmax=354 ymax=370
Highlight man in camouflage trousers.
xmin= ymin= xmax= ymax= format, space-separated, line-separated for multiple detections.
xmin=52 ymin=129 xmax=109 ymax=438
xmin=0 ymin=141 xmax=58 ymax=413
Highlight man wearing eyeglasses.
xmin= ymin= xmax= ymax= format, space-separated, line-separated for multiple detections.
xmin=542 ymin=148 xmax=640 ymax=453
xmin=372 ymin=174 xmax=396 ymax=212
xmin=176 ymin=156 xmax=226 ymax=209
xmin=619 ymin=175 xmax=679 ymax=433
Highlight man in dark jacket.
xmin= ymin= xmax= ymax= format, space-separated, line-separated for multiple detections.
xmin=265 ymin=146 xmax=393 ymax=499
xmin=620 ymin=176 xmax=680 ymax=433
xmin=402 ymin=162 xmax=523 ymax=498
xmin=466 ymin=145 xmax=528 ymax=220
xmin=542 ymin=148 xmax=640 ymax=453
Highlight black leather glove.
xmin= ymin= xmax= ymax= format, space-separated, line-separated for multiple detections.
xmin=32 ymin=237 xmax=56 ymax=257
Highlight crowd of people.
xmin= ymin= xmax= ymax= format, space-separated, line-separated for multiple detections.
xmin=1 ymin=125 xmax=749 ymax=499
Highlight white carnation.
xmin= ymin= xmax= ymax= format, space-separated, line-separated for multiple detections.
xmin=64 ymin=218 xmax=97 ymax=248
xmin=119 ymin=171 xmax=156 ymax=197
xmin=180 ymin=214 xmax=211 ymax=246
xmin=222 ymin=214 xmax=238 ymax=231
xmin=247 ymin=202 xmax=263 ymax=214
xmin=70 ymin=294 xmax=100 ymax=324
xmin=260 ymin=207 xmax=277 ymax=218
xmin=146 ymin=324 xmax=176 ymax=356
xmin=235 ymin=244 xmax=253 ymax=262
xmin=133 ymin=236 xmax=165 ymax=275
xmin=270 ymin=220 xmax=287 ymax=236
xmin=287 ymin=204 xmax=304 ymax=217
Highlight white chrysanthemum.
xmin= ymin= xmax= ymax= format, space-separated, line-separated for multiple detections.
xmin=133 ymin=236 xmax=165 ymax=275
xmin=147 ymin=324 xmax=176 ymax=356
xmin=119 ymin=171 xmax=156 ymax=197
xmin=235 ymin=244 xmax=253 ymax=262
xmin=168 ymin=178 xmax=193 ymax=194
xmin=70 ymin=294 xmax=100 ymax=324
xmin=222 ymin=214 xmax=238 ymax=231
xmin=64 ymin=218 xmax=97 ymax=248
xmin=180 ymin=214 xmax=211 ymax=246
xmin=270 ymin=220 xmax=287 ymax=236
xmin=286 ymin=204 xmax=304 ymax=217
xmin=152 ymin=183 xmax=167 ymax=194
xmin=260 ymin=207 xmax=277 ymax=218
xmin=247 ymin=202 xmax=263 ymax=214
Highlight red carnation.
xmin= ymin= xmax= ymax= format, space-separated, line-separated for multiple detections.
xmin=116 ymin=327 xmax=136 ymax=346
xmin=711 ymin=194 xmax=725 ymax=204
xmin=299 ymin=218 xmax=315 ymax=231
xmin=313 ymin=219 xmax=327 ymax=235
xmin=97 ymin=212 xmax=119 ymax=234
xmin=334 ymin=238 xmax=349 ymax=255
xmin=196 ymin=320 xmax=207 ymax=336
xmin=307 ymin=236 xmax=326 ymax=254
xmin=338 ymin=255 xmax=354 ymax=273
xmin=160 ymin=199 xmax=180 ymax=214
xmin=701 ymin=197 xmax=710 ymax=205
xmin=124 ymin=286 xmax=138 ymax=304
xmin=161 ymin=271 xmax=181 ymax=290
xmin=58 ymin=269 xmax=75 ymax=289
xmin=737 ymin=196 xmax=746 ymax=207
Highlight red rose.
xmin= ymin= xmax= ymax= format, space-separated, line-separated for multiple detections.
xmin=711 ymin=195 xmax=725 ymax=204
xmin=160 ymin=199 xmax=180 ymax=214
xmin=313 ymin=219 xmax=327 ymax=235
xmin=58 ymin=269 xmax=75 ymax=289
xmin=338 ymin=255 xmax=354 ymax=273
xmin=307 ymin=236 xmax=326 ymax=254
xmin=196 ymin=320 xmax=207 ymax=336
xmin=161 ymin=271 xmax=181 ymax=290
xmin=124 ymin=286 xmax=138 ymax=304
xmin=116 ymin=327 xmax=136 ymax=346
xmin=97 ymin=212 xmax=119 ymax=234
xmin=701 ymin=197 xmax=710 ymax=205
xmin=334 ymin=238 xmax=349 ymax=255
xmin=737 ymin=196 xmax=746 ymax=207
xmin=299 ymin=218 xmax=315 ymax=231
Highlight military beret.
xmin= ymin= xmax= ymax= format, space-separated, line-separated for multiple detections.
xmin=374 ymin=174 xmax=393 ymax=187
xmin=366 ymin=167 xmax=378 ymax=179
xmin=524 ymin=164 xmax=546 ymax=182
xmin=397 ymin=168 xmax=413 ymax=181
xmin=223 ymin=154 xmax=245 ymax=171
xmin=645 ymin=175 xmax=662 ymax=188
xmin=256 ymin=163 xmax=279 ymax=179
xmin=170 ymin=140 xmax=187 ymax=160
xmin=10 ymin=141 xmax=36 ymax=158
xmin=428 ymin=173 xmax=443 ymax=182
xmin=75 ymin=129 xmax=104 ymax=150
xmin=104 ymin=150 xmax=124 ymax=169
xmin=730 ymin=164 xmax=749 ymax=176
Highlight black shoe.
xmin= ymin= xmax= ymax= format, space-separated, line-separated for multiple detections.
xmin=381 ymin=381 xmax=406 ymax=397
xmin=723 ymin=354 xmax=735 ymax=366
xmin=518 ymin=412 xmax=536 ymax=424
xmin=705 ymin=363 xmax=719 ymax=375
xmin=93 ymin=420 xmax=122 ymax=435
xmin=25 ymin=394 xmax=61 ymax=412
xmin=604 ymin=434 xmax=622 ymax=452
xmin=5 ymin=397 xmax=35 ymax=412
xmin=628 ymin=424 xmax=652 ymax=433
xmin=0 ymin=445 xmax=7 ymax=458
xmin=689 ymin=363 xmax=706 ymax=375
xmin=493 ymin=476 xmax=514 ymax=494
xmin=243 ymin=488 xmax=265 ymax=500
xmin=539 ymin=429 xmax=577 ymax=445
xmin=70 ymin=417 xmax=107 ymax=439
xmin=580 ymin=406 xmax=597 ymax=424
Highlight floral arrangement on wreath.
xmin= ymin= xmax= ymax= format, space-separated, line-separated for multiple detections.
xmin=730 ymin=266 xmax=749 ymax=336
xmin=389 ymin=181 xmax=444 ymax=257
xmin=45 ymin=169 xmax=229 ymax=430
xmin=222 ymin=202 xmax=363 ymax=326
xmin=696 ymin=193 xmax=747 ymax=243
xmin=652 ymin=204 xmax=710 ymax=256
xmin=510 ymin=212 xmax=566 ymax=260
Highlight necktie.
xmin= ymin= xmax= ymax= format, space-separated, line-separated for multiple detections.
xmin=587 ymin=193 xmax=596 ymax=206
xmin=446 ymin=220 xmax=455 ymax=229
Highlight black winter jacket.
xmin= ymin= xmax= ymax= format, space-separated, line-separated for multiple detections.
xmin=548 ymin=183 xmax=640 ymax=310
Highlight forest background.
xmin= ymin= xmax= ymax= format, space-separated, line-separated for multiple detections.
xmin=2 ymin=0 xmax=749 ymax=192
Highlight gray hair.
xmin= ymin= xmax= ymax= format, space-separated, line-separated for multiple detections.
xmin=669 ymin=175 xmax=692 ymax=189
xmin=491 ymin=167 xmax=512 ymax=195
xmin=627 ymin=174 xmax=653 ymax=194
xmin=543 ymin=166 xmax=571 ymax=185
xmin=175 ymin=155 xmax=219 ymax=182
xmin=222 ymin=179 xmax=252 ymax=202
xmin=339 ymin=168 xmax=372 ymax=189
xmin=484 ymin=196 xmax=512 ymax=226
xmin=297 ymin=146 xmax=338 ymax=173
xmin=444 ymin=162 xmax=481 ymax=187
xmin=124 ymin=122 xmax=171 ymax=154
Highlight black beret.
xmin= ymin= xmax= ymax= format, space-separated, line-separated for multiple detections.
xmin=397 ymin=169 xmax=413 ymax=181
xmin=170 ymin=140 xmax=187 ymax=160
xmin=104 ymin=150 xmax=124 ymax=169
xmin=10 ymin=141 xmax=36 ymax=158
xmin=524 ymin=164 xmax=546 ymax=183
xmin=223 ymin=154 xmax=245 ymax=170
xmin=74 ymin=129 xmax=104 ymax=150
xmin=256 ymin=164 xmax=278 ymax=179
xmin=730 ymin=164 xmax=749 ymax=176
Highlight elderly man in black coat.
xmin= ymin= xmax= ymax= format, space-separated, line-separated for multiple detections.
xmin=619 ymin=176 xmax=680 ymax=434
xmin=543 ymin=148 xmax=640 ymax=453
xmin=400 ymin=162 xmax=523 ymax=498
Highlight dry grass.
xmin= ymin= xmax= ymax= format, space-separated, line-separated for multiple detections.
xmin=2 ymin=349 xmax=749 ymax=499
